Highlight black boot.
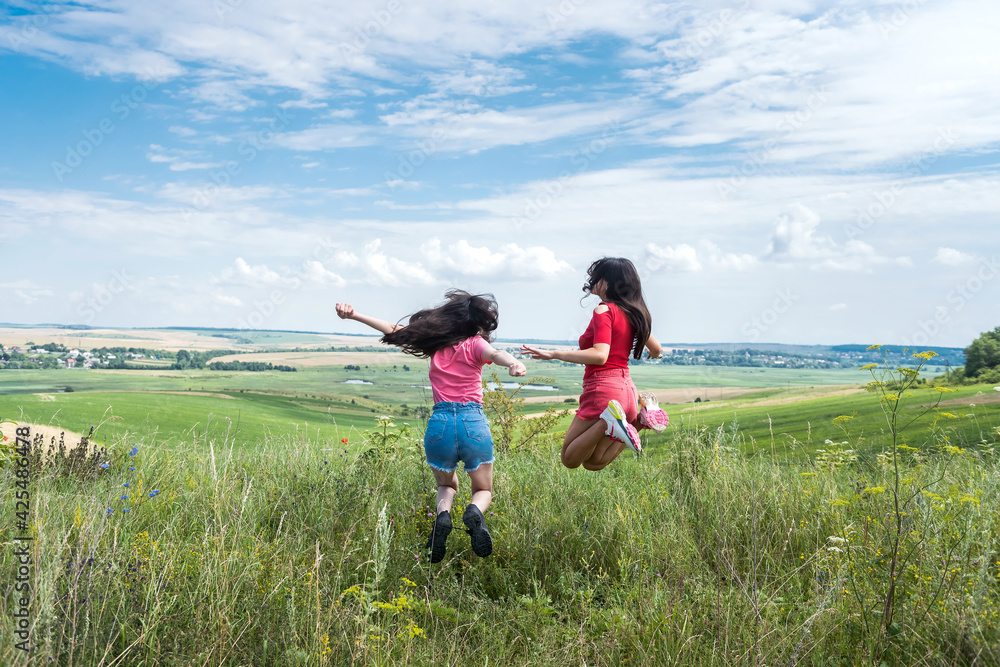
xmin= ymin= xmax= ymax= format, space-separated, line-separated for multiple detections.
xmin=426 ymin=510 xmax=452 ymax=563
xmin=463 ymin=505 xmax=493 ymax=557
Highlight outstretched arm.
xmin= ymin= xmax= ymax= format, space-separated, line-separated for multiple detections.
xmin=520 ymin=343 xmax=610 ymax=366
xmin=645 ymin=334 xmax=662 ymax=359
xmin=486 ymin=347 xmax=527 ymax=377
xmin=335 ymin=302 xmax=401 ymax=335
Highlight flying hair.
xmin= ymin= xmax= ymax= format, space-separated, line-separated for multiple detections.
xmin=381 ymin=289 xmax=499 ymax=358
xmin=582 ymin=257 xmax=652 ymax=360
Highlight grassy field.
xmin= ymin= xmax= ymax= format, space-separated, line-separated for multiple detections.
xmin=2 ymin=345 xmax=999 ymax=664
xmin=0 ymin=357 xmax=878 ymax=450
xmin=2 ymin=402 xmax=997 ymax=665
xmin=4 ymin=352 xmax=996 ymax=459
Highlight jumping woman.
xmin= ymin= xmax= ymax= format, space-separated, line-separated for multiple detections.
xmin=521 ymin=257 xmax=668 ymax=471
xmin=336 ymin=291 xmax=526 ymax=563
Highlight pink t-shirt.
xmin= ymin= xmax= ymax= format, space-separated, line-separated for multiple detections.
xmin=429 ymin=336 xmax=493 ymax=404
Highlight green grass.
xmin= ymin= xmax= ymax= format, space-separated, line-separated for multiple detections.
xmin=654 ymin=384 xmax=1000 ymax=458
xmin=2 ymin=411 xmax=997 ymax=666
xmin=0 ymin=391 xmax=389 ymax=449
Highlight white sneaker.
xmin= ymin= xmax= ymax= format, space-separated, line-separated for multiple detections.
xmin=638 ymin=392 xmax=669 ymax=434
xmin=600 ymin=399 xmax=642 ymax=454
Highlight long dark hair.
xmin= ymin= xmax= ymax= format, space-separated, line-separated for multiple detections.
xmin=582 ymin=257 xmax=652 ymax=360
xmin=381 ymin=289 xmax=499 ymax=358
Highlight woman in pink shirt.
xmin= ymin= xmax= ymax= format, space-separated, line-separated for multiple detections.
xmin=522 ymin=257 xmax=668 ymax=470
xmin=336 ymin=290 xmax=526 ymax=563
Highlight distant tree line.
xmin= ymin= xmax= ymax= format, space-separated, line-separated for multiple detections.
xmin=0 ymin=344 xmax=299 ymax=373
xmin=170 ymin=349 xmax=232 ymax=370
xmin=944 ymin=326 xmax=1000 ymax=385
xmin=209 ymin=361 xmax=296 ymax=372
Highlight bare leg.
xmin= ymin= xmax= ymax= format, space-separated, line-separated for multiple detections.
xmin=431 ymin=468 xmax=459 ymax=513
xmin=584 ymin=438 xmax=627 ymax=470
xmin=561 ymin=416 xmax=612 ymax=468
xmin=466 ymin=462 xmax=493 ymax=513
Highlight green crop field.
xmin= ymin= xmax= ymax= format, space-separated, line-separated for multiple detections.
xmin=0 ymin=356 xmax=877 ymax=449
xmin=2 ymin=346 xmax=991 ymax=461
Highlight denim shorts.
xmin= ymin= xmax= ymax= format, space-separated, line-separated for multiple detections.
xmin=423 ymin=402 xmax=494 ymax=472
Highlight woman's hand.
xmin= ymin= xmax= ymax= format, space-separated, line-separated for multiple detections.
xmin=644 ymin=334 xmax=662 ymax=359
xmin=508 ymin=361 xmax=527 ymax=377
xmin=335 ymin=303 xmax=355 ymax=320
xmin=520 ymin=345 xmax=557 ymax=361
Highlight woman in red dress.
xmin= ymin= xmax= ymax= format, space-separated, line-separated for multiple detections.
xmin=522 ymin=257 xmax=668 ymax=471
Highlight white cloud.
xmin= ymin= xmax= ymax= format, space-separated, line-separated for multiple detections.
xmin=630 ymin=2 xmax=1000 ymax=169
xmin=273 ymin=124 xmax=378 ymax=151
xmin=299 ymin=260 xmax=346 ymax=287
xmin=2 ymin=280 xmax=54 ymax=305
xmin=642 ymin=239 xmax=754 ymax=274
xmin=765 ymin=204 xmax=910 ymax=272
xmin=699 ymin=240 xmax=757 ymax=271
xmin=214 ymin=256 xmax=347 ymax=289
xmin=361 ymin=239 xmax=437 ymax=287
xmin=644 ymin=243 xmax=702 ymax=272
xmin=214 ymin=293 xmax=243 ymax=307
xmin=378 ymin=99 xmax=636 ymax=154
xmin=168 ymin=126 xmax=198 ymax=137
xmin=829 ymin=303 xmax=847 ymax=311
xmin=146 ymin=145 xmax=224 ymax=171
xmin=226 ymin=258 xmax=285 ymax=285
xmin=279 ymin=99 xmax=329 ymax=110
xmin=426 ymin=61 xmax=532 ymax=97
xmin=933 ymin=247 xmax=976 ymax=266
xmin=421 ymin=239 xmax=571 ymax=279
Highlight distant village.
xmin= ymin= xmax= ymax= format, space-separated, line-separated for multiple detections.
xmin=651 ymin=345 xmax=965 ymax=370
xmin=0 ymin=343 xmax=297 ymax=372
xmin=0 ymin=342 xmax=161 ymax=369
xmin=0 ymin=341 xmax=965 ymax=374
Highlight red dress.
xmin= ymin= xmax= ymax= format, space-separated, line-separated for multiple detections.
xmin=575 ymin=303 xmax=639 ymax=422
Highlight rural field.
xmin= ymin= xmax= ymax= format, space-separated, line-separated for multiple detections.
xmin=2 ymin=330 xmax=999 ymax=665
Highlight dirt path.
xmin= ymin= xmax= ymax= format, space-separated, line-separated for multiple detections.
xmin=522 ymin=386 xmax=762 ymax=405
xmin=88 ymin=390 xmax=236 ymax=399
xmin=1 ymin=422 xmax=93 ymax=453
xmin=725 ymin=386 xmax=865 ymax=409
xmin=922 ymin=389 xmax=1000 ymax=408
xmin=208 ymin=351 xmax=416 ymax=366
xmin=521 ymin=385 xmax=866 ymax=417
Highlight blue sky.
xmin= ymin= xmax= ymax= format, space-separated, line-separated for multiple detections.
xmin=1 ymin=0 xmax=999 ymax=347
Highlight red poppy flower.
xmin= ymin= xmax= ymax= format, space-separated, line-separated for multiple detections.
xmin=341 ymin=438 xmax=349 ymax=444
